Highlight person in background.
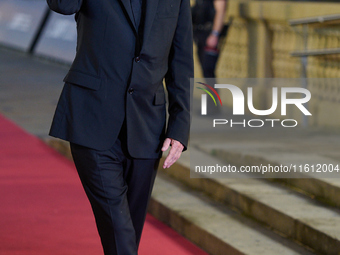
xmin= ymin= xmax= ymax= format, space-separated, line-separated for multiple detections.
xmin=192 ymin=0 xmax=228 ymax=114
xmin=192 ymin=0 xmax=228 ymax=78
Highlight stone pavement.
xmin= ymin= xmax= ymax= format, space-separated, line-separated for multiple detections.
xmin=0 ymin=47 xmax=68 ymax=138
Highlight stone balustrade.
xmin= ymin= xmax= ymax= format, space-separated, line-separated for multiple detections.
xmin=193 ymin=0 xmax=340 ymax=128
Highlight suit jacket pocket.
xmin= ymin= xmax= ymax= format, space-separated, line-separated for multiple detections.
xmin=63 ymin=70 xmax=101 ymax=90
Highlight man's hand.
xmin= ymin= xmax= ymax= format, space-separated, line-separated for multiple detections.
xmin=161 ymin=138 xmax=184 ymax=169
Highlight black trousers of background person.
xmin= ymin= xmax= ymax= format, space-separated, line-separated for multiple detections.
xmin=70 ymin=123 xmax=159 ymax=255
xmin=194 ymin=30 xmax=221 ymax=115
xmin=194 ymin=30 xmax=219 ymax=78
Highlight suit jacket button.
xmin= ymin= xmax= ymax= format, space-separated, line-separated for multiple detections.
xmin=135 ymin=56 xmax=141 ymax=63
xmin=128 ymin=88 xmax=134 ymax=94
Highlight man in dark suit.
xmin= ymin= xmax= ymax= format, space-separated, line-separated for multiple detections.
xmin=46 ymin=0 xmax=193 ymax=254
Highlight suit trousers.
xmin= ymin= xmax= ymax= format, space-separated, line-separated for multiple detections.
xmin=70 ymin=126 xmax=159 ymax=255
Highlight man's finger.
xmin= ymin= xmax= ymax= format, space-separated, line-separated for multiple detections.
xmin=163 ymin=140 xmax=183 ymax=168
xmin=165 ymin=150 xmax=180 ymax=168
xmin=163 ymin=145 xmax=176 ymax=168
xmin=161 ymin=138 xmax=171 ymax=152
xmin=163 ymin=147 xmax=178 ymax=168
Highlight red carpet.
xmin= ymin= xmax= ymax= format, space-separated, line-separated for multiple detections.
xmin=0 ymin=115 xmax=208 ymax=255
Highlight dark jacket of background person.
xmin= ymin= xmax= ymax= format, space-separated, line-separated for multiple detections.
xmin=47 ymin=0 xmax=193 ymax=158
xmin=192 ymin=0 xmax=227 ymax=78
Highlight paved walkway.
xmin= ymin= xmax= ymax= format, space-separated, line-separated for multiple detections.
xmin=0 ymin=47 xmax=68 ymax=137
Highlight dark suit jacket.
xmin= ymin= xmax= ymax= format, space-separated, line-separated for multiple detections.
xmin=47 ymin=0 xmax=193 ymax=158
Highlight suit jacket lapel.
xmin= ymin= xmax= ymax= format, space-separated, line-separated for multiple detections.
xmin=142 ymin=0 xmax=159 ymax=48
xmin=119 ymin=0 xmax=138 ymax=32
